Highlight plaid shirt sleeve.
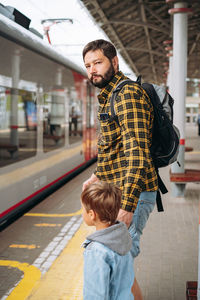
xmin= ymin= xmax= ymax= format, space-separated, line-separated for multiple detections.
xmin=115 ymin=83 xmax=155 ymax=211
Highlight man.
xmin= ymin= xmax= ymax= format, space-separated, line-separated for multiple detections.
xmin=82 ymin=39 xmax=158 ymax=300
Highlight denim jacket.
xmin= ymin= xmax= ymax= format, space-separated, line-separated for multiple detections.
xmin=83 ymin=222 xmax=134 ymax=300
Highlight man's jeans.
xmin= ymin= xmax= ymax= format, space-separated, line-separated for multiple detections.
xmin=128 ymin=191 xmax=157 ymax=258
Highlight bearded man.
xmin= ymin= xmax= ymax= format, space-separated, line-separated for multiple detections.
xmin=82 ymin=39 xmax=158 ymax=300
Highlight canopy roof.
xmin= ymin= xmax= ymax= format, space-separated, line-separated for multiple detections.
xmin=80 ymin=0 xmax=200 ymax=94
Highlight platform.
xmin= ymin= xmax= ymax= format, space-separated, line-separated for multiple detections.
xmin=1 ymin=124 xmax=200 ymax=300
xmin=26 ymin=124 xmax=199 ymax=300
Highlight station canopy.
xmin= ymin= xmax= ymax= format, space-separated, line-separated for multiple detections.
xmin=80 ymin=0 xmax=200 ymax=94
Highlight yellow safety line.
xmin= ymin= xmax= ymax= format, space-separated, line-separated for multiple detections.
xmin=9 ymin=245 xmax=39 ymax=250
xmin=0 ymin=260 xmax=41 ymax=300
xmin=34 ymin=223 xmax=62 ymax=227
xmin=25 ymin=209 xmax=82 ymax=218
xmin=26 ymin=223 xmax=94 ymax=300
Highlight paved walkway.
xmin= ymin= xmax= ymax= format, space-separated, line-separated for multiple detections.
xmin=135 ymin=124 xmax=200 ymax=300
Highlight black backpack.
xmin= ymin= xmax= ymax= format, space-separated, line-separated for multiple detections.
xmin=110 ymin=76 xmax=180 ymax=212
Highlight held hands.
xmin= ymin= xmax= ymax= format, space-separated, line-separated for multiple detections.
xmin=82 ymin=174 xmax=99 ymax=191
xmin=117 ymin=209 xmax=133 ymax=228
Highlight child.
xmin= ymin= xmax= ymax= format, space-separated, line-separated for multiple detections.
xmin=81 ymin=181 xmax=134 ymax=300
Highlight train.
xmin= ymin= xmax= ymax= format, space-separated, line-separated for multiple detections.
xmin=0 ymin=7 xmax=98 ymax=228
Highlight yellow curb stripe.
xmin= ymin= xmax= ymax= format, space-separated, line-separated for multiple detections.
xmin=34 ymin=223 xmax=62 ymax=227
xmin=0 ymin=260 xmax=41 ymax=300
xmin=27 ymin=223 xmax=94 ymax=300
xmin=9 ymin=245 xmax=39 ymax=250
xmin=25 ymin=209 xmax=82 ymax=218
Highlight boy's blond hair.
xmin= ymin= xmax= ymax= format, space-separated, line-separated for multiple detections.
xmin=81 ymin=181 xmax=121 ymax=225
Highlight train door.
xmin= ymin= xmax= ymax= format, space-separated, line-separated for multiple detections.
xmin=84 ymin=82 xmax=97 ymax=160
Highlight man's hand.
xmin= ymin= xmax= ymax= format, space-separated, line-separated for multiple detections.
xmin=117 ymin=209 xmax=133 ymax=228
xmin=82 ymin=174 xmax=99 ymax=191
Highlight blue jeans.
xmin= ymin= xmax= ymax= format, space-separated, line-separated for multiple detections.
xmin=128 ymin=191 xmax=157 ymax=258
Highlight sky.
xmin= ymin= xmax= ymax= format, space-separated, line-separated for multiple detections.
xmin=0 ymin=0 xmax=136 ymax=79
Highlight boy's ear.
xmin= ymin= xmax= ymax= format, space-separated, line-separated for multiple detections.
xmin=88 ymin=209 xmax=96 ymax=221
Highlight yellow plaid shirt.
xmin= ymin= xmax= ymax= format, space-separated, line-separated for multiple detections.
xmin=94 ymin=71 xmax=158 ymax=212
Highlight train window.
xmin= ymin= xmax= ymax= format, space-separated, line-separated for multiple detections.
xmin=0 ymin=86 xmax=37 ymax=167
xmin=43 ymin=90 xmax=65 ymax=152
xmin=0 ymin=34 xmax=86 ymax=155
xmin=69 ymin=97 xmax=83 ymax=144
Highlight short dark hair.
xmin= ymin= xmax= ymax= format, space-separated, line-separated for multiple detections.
xmin=81 ymin=181 xmax=121 ymax=225
xmin=82 ymin=39 xmax=117 ymax=61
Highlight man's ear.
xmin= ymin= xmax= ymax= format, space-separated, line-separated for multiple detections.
xmin=112 ymin=56 xmax=119 ymax=72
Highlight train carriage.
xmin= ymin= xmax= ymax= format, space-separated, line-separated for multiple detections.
xmin=0 ymin=11 xmax=98 ymax=227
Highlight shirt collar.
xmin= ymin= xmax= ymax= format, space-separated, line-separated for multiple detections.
xmin=98 ymin=71 xmax=128 ymax=104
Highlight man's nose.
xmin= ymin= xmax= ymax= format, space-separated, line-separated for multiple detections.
xmin=90 ymin=64 xmax=97 ymax=74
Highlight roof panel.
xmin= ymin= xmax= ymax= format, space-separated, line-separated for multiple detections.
xmin=80 ymin=0 xmax=200 ymax=93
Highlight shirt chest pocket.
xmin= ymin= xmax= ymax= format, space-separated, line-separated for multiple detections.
xmin=98 ymin=112 xmax=121 ymax=145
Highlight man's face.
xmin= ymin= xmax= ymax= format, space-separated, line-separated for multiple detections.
xmin=84 ymin=49 xmax=117 ymax=88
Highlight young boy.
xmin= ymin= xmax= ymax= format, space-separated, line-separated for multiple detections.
xmin=81 ymin=181 xmax=134 ymax=300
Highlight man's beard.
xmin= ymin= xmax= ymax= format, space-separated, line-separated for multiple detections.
xmin=90 ymin=63 xmax=115 ymax=88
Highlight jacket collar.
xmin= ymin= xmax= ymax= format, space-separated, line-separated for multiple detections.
xmin=97 ymin=71 xmax=127 ymax=104
xmin=82 ymin=221 xmax=132 ymax=255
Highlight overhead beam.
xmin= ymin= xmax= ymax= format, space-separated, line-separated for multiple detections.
xmin=109 ymin=19 xmax=169 ymax=35
xmin=139 ymin=0 xmax=157 ymax=82
xmin=144 ymin=4 xmax=169 ymax=29
xmin=82 ymin=0 xmax=139 ymax=75
xmin=125 ymin=47 xmax=165 ymax=57
xmin=188 ymin=33 xmax=200 ymax=59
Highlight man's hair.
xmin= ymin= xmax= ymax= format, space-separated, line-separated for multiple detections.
xmin=81 ymin=181 xmax=121 ymax=225
xmin=82 ymin=39 xmax=117 ymax=61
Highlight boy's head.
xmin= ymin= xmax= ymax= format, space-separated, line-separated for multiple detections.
xmin=81 ymin=181 xmax=121 ymax=226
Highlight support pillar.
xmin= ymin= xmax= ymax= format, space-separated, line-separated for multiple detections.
xmin=163 ymin=39 xmax=173 ymax=90
xmin=167 ymin=1 xmax=192 ymax=196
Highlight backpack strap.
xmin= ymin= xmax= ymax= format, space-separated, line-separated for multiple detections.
xmin=156 ymin=190 xmax=164 ymax=212
xmin=110 ymin=79 xmax=135 ymax=124
xmin=155 ymin=168 xmax=168 ymax=212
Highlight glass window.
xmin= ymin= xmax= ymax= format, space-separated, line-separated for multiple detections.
xmin=186 ymin=116 xmax=190 ymax=123
xmin=43 ymin=89 xmax=66 ymax=152
xmin=193 ymin=116 xmax=197 ymax=123
xmin=186 ymin=107 xmax=191 ymax=113
xmin=69 ymin=97 xmax=83 ymax=144
xmin=0 ymin=87 xmax=37 ymax=167
xmin=0 ymin=33 xmax=86 ymax=158
xmin=193 ymin=107 xmax=198 ymax=113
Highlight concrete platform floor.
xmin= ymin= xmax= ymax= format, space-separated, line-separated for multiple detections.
xmin=27 ymin=124 xmax=199 ymax=300
xmin=135 ymin=124 xmax=200 ymax=300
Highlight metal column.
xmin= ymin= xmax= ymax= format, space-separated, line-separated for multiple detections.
xmin=168 ymin=2 xmax=191 ymax=196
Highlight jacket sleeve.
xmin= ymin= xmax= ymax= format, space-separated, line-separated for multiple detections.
xmin=83 ymin=248 xmax=110 ymax=300
xmin=115 ymin=84 xmax=154 ymax=212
